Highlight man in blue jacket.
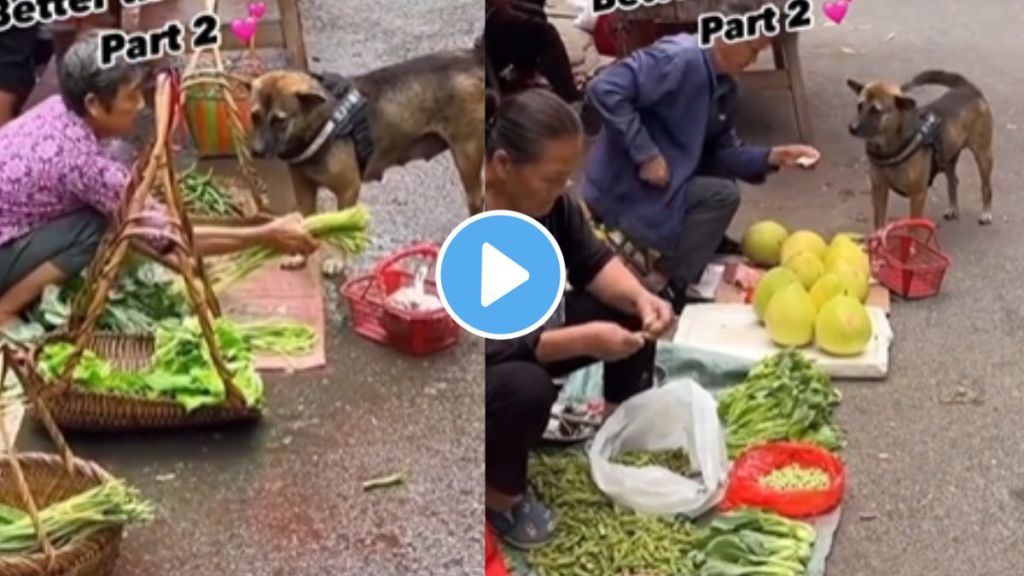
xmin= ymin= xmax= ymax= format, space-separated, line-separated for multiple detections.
xmin=583 ymin=25 xmax=819 ymax=306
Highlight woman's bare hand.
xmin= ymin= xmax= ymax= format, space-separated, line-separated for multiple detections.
xmin=265 ymin=213 xmax=319 ymax=255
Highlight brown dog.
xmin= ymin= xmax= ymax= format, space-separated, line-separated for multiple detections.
xmin=248 ymin=39 xmax=486 ymax=273
xmin=846 ymin=70 xmax=994 ymax=229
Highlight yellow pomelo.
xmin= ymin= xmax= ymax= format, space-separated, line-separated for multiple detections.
xmin=742 ymin=220 xmax=789 ymax=266
xmin=829 ymin=262 xmax=870 ymax=303
xmin=831 ymin=233 xmax=863 ymax=249
xmin=815 ymin=295 xmax=873 ymax=356
xmin=825 ymin=242 xmax=871 ymax=279
xmin=780 ymin=230 xmax=827 ymax=264
xmin=809 ymin=273 xmax=843 ymax=312
xmin=753 ymin=267 xmax=800 ymax=322
xmin=783 ymin=251 xmax=825 ymax=290
xmin=764 ymin=283 xmax=816 ymax=348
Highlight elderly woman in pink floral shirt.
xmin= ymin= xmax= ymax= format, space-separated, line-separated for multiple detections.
xmin=0 ymin=31 xmax=319 ymax=327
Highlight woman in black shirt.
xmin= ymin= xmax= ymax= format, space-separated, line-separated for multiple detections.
xmin=484 ymin=89 xmax=674 ymax=549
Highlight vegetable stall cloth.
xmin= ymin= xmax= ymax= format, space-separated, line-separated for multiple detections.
xmin=502 ymin=344 xmax=844 ymax=576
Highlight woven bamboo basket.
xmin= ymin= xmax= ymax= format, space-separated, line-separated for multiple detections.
xmin=0 ymin=454 xmax=122 ymax=576
xmin=0 ymin=346 xmax=132 ymax=576
xmin=21 ymin=333 xmax=262 ymax=433
xmin=17 ymin=72 xmax=265 ymax=433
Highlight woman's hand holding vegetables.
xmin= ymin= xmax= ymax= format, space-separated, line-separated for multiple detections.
xmin=585 ymin=321 xmax=645 ymax=361
xmin=264 ymin=213 xmax=319 ymax=255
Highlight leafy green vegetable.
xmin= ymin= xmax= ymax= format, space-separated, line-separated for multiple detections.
xmin=719 ymin=351 xmax=843 ymax=458
xmin=38 ymin=318 xmax=265 ymax=412
xmin=29 ymin=258 xmax=189 ymax=334
xmin=689 ymin=509 xmax=816 ymax=576
xmin=235 ymin=321 xmax=317 ymax=356
xmin=208 ymin=205 xmax=370 ymax=292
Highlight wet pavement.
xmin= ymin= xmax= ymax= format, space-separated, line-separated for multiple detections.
xmin=22 ymin=0 xmax=484 ymax=574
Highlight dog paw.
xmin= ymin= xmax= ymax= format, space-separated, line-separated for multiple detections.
xmin=321 ymin=257 xmax=348 ymax=278
xmin=281 ymin=254 xmax=309 ymax=270
xmin=943 ymin=209 xmax=960 ymax=221
xmin=978 ymin=212 xmax=993 ymax=225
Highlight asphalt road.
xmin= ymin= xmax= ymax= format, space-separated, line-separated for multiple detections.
xmin=731 ymin=2 xmax=1024 ymax=574
xmin=23 ymin=1 xmax=485 ymax=575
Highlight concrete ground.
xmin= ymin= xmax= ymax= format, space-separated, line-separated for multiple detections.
xmin=556 ymin=1 xmax=1024 ymax=575
xmin=21 ymin=1 xmax=483 ymax=574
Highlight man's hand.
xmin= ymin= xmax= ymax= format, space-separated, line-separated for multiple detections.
xmin=265 ymin=213 xmax=319 ymax=255
xmin=639 ymin=155 xmax=670 ymax=187
xmin=584 ymin=321 xmax=646 ymax=361
xmin=634 ymin=292 xmax=675 ymax=339
xmin=769 ymin=144 xmax=821 ymax=169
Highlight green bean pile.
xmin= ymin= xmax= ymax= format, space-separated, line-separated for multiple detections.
xmin=179 ymin=167 xmax=242 ymax=217
xmin=528 ymin=451 xmax=703 ymax=576
xmin=759 ymin=465 xmax=831 ymax=492
xmin=610 ymin=449 xmax=691 ymax=475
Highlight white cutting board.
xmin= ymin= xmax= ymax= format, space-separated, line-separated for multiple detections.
xmin=673 ymin=304 xmax=893 ymax=379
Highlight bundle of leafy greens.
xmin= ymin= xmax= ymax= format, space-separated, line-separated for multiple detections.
xmin=38 ymin=318 xmax=265 ymax=412
xmin=0 ymin=480 xmax=153 ymax=554
xmin=29 ymin=258 xmax=189 ymax=334
xmin=687 ymin=508 xmax=816 ymax=576
xmin=719 ymin=351 xmax=843 ymax=458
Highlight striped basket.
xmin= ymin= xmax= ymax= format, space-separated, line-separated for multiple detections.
xmin=184 ymin=83 xmax=252 ymax=158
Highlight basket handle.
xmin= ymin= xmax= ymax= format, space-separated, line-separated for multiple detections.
xmin=372 ymin=242 xmax=440 ymax=291
xmin=869 ymin=218 xmax=940 ymax=253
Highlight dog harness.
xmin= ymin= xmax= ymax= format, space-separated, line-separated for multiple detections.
xmin=866 ymin=111 xmax=945 ymax=191
xmin=281 ymin=74 xmax=375 ymax=172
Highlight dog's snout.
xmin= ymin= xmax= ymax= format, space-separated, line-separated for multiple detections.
xmin=848 ymin=122 xmax=858 ymax=136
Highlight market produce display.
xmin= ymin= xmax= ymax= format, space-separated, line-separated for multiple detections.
xmin=30 ymin=259 xmax=189 ymax=334
xmin=528 ymin=451 xmax=702 ymax=576
xmin=0 ymin=480 xmax=152 ymax=553
xmin=38 ymin=318 xmax=265 ymax=412
xmin=177 ymin=166 xmax=243 ymax=217
xmin=724 ymin=442 xmax=845 ymax=518
xmin=209 ymin=205 xmax=371 ymax=292
xmin=687 ymin=508 xmax=816 ymax=576
xmin=719 ymin=351 xmax=843 ymax=458
xmin=744 ymin=225 xmax=875 ymax=356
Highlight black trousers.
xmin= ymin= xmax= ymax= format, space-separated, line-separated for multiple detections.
xmin=0 ymin=209 xmax=108 ymax=295
xmin=485 ymin=290 xmax=656 ymax=496
xmin=485 ymin=1 xmax=582 ymax=103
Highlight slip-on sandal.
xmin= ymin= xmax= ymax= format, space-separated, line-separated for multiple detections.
xmin=485 ymin=492 xmax=558 ymax=550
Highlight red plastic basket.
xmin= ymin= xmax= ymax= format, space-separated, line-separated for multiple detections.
xmin=340 ymin=243 xmax=460 ymax=356
xmin=867 ymin=218 xmax=951 ymax=299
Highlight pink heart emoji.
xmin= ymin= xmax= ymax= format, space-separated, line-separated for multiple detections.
xmin=230 ymin=17 xmax=257 ymax=43
xmin=822 ymin=0 xmax=849 ymax=24
xmin=248 ymin=2 xmax=267 ymax=19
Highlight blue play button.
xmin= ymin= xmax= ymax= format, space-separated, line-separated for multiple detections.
xmin=436 ymin=210 xmax=566 ymax=340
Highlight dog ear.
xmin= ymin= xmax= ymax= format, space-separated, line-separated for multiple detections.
xmin=894 ymin=95 xmax=917 ymax=111
xmin=295 ymin=90 xmax=328 ymax=111
xmin=846 ymin=79 xmax=864 ymax=95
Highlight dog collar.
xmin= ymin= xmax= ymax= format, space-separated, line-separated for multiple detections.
xmin=282 ymin=88 xmax=368 ymax=165
xmin=867 ymin=111 xmax=942 ymax=167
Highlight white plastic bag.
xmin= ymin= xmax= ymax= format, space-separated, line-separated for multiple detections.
xmin=588 ymin=379 xmax=729 ymax=518
xmin=570 ymin=0 xmax=598 ymax=32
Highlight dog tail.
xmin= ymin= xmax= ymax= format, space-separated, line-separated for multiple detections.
xmin=902 ymin=70 xmax=981 ymax=94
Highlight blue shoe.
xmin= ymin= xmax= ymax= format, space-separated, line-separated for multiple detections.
xmin=485 ymin=492 xmax=557 ymax=550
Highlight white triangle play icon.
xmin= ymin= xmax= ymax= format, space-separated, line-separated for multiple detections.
xmin=481 ymin=242 xmax=530 ymax=307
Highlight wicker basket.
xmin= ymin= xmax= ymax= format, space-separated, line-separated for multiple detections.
xmin=0 ymin=453 xmax=123 ymax=576
xmin=22 ymin=334 xmax=262 ymax=433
